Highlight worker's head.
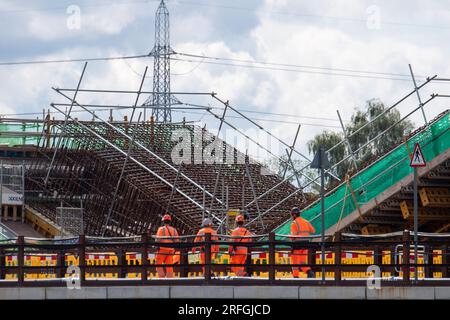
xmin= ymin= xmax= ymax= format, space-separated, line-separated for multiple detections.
xmin=290 ymin=207 xmax=301 ymax=218
xmin=235 ymin=214 xmax=245 ymax=226
xmin=241 ymin=210 xmax=250 ymax=221
xmin=162 ymin=214 xmax=172 ymax=224
xmin=202 ymin=218 xmax=212 ymax=227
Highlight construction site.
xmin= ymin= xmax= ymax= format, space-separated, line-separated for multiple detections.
xmin=0 ymin=0 xmax=449 ymax=302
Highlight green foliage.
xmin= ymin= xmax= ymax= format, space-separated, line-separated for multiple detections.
xmin=347 ymin=99 xmax=414 ymax=163
xmin=308 ymin=99 xmax=414 ymax=185
xmin=307 ymin=131 xmax=346 ymax=180
xmin=269 ymin=99 xmax=415 ymax=191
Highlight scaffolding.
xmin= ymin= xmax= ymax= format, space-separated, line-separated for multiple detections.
xmin=0 ymin=61 xmax=302 ymax=236
xmin=0 ymin=63 xmax=446 ymax=237
xmin=0 ymin=162 xmax=25 ymax=223
xmin=56 ymin=206 xmax=84 ymax=237
xmin=275 ymin=110 xmax=450 ymax=236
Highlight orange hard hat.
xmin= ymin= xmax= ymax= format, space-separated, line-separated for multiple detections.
xmin=162 ymin=214 xmax=172 ymax=222
xmin=235 ymin=215 xmax=245 ymax=223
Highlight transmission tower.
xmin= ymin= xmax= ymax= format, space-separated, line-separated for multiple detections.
xmin=144 ymin=0 xmax=179 ymax=123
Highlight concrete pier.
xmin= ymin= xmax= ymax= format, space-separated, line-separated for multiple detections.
xmin=0 ymin=286 xmax=448 ymax=300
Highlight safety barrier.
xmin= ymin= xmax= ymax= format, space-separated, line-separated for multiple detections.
xmin=0 ymin=230 xmax=449 ymax=286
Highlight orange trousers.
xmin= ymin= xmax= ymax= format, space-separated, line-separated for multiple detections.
xmin=291 ymin=249 xmax=310 ymax=277
xmin=156 ymin=250 xmax=174 ymax=278
xmin=230 ymin=250 xmax=247 ymax=276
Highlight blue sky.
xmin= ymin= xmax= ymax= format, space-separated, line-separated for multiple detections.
xmin=0 ymin=0 xmax=449 ymax=160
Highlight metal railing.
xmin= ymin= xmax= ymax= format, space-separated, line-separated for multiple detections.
xmin=0 ymin=230 xmax=449 ymax=287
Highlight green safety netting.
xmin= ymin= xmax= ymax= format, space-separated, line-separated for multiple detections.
xmin=275 ymin=111 xmax=450 ymax=236
xmin=0 ymin=123 xmax=41 ymax=146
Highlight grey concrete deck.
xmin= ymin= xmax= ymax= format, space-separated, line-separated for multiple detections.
xmin=0 ymin=286 xmax=448 ymax=300
xmin=1 ymin=221 xmax=43 ymax=238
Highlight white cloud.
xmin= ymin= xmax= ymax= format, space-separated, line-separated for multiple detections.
xmin=1 ymin=0 xmax=449 ymax=160
xmin=15 ymin=2 xmax=148 ymax=41
xmin=0 ymin=102 xmax=15 ymax=116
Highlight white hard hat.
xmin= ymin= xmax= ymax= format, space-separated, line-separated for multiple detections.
xmin=202 ymin=218 xmax=212 ymax=227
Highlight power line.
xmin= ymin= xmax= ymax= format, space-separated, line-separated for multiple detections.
xmin=1 ymin=96 xmax=350 ymax=123
xmin=0 ymin=106 xmax=342 ymax=128
xmin=175 ymin=52 xmax=424 ymax=79
xmin=0 ymin=0 xmax=156 ymax=15
xmin=174 ymin=0 xmax=450 ymax=31
xmin=170 ymin=56 xmax=417 ymax=82
xmin=0 ymin=53 xmax=151 ymax=66
xmin=183 ymin=103 xmax=350 ymax=122
xmin=0 ymin=48 xmax=424 ymax=83
xmin=0 ymin=108 xmax=117 ymax=118
xmin=172 ymin=108 xmax=342 ymax=128
xmin=215 ymin=107 xmax=349 ymax=122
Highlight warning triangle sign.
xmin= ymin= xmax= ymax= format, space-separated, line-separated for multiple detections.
xmin=410 ymin=143 xmax=426 ymax=167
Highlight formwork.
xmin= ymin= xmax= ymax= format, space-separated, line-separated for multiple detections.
xmin=23 ymin=119 xmax=306 ymax=236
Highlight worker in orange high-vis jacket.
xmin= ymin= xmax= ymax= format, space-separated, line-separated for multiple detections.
xmin=192 ymin=218 xmax=219 ymax=276
xmin=229 ymin=214 xmax=253 ymax=277
xmin=290 ymin=207 xmax=316 ymax=278
xmin=155 ymin=214 xmax=179 ymax=278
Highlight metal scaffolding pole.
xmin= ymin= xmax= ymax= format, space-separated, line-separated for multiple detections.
xmin=408 ymin=64 xmax=428 ymax=125
xmin=212 ymin=94 xmax=341 ymax=182
xmin=101 ymin=68 xmax=148 ymax=236
xmin=206 ymin=109 xmax=321 ymax=192
xmin=21 ymin=162 xmax=25 ymax=223
xmin=0 ymin=161 xmax=2 ymax=223
xmin=101 ymin=112 xmax=143 ymax=236
xmin=336 ymin=109 xmax=359 ymax=170
xmin=44 ymin=62 xmax=88 ymax=185
xmin=49 ymin=104 xmax=223 ymax=225
xmin=283 ymin=124 xmax=301 ymax=179
xmin=209 ymin=101 xmax=229 ymax=212
xmin=284 ymin=149 xmax=303 ymax=190
xmin=53 ymin=89 xmax=223 ymax=207
xmin=244 ymin=160 xmax=264 ymax=229
xmin=245 ymin=93 xmax=437 ymax=227
xmin=165 ymin=163 xmax=183 ymax=214
xmin=326 ymin=75 xmax=435 ymax=156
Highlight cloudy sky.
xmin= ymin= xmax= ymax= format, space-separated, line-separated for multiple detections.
xmin=0 ymin=0 xmax=449 ymax=161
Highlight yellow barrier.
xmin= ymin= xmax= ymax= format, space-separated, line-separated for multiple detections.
xmin=2 ymin=250 xmax=443 ymax=279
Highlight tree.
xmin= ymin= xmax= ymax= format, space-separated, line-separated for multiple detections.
xmin=307 ymin=99 xmax=414 ymax=186
xmin=346 ymin=99 xmax=414 ymax=163
xmin=267 ymin=99 xmax=414 ymax=191
xmin=307 ymin=131 xmax=347 ymax=182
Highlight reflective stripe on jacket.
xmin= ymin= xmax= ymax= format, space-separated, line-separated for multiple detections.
xmin=229 ymin=227 xmax=252 ymax=252
xmin=156 ymin=226 xmax=179 ymax=252
xmin=194 ymin=227 xmax=219 ymax=254
xmin=290 ymin=217 xmax=315 ymax=238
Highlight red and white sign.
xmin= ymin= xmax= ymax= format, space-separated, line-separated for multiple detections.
xmin=410 ymin=143 xmax=426 ymax=167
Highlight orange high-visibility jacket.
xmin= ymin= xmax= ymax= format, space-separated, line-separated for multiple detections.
xmin=156 ymin=225 xmax=179 ymax=253
xmin=229 ymin=227 xmax=252 ymax=252
xmin=290 ymin=217 xmax=315 ymax=238
xmin=193 ymin=227 xmax=219 ymax=254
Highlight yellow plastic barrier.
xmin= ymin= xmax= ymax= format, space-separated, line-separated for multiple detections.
xmin=1 ymin=249 xmax=444 ymax=279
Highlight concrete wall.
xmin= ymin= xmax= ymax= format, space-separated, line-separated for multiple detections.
xmin=0 ymin=286 xmax=448 ymax=300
